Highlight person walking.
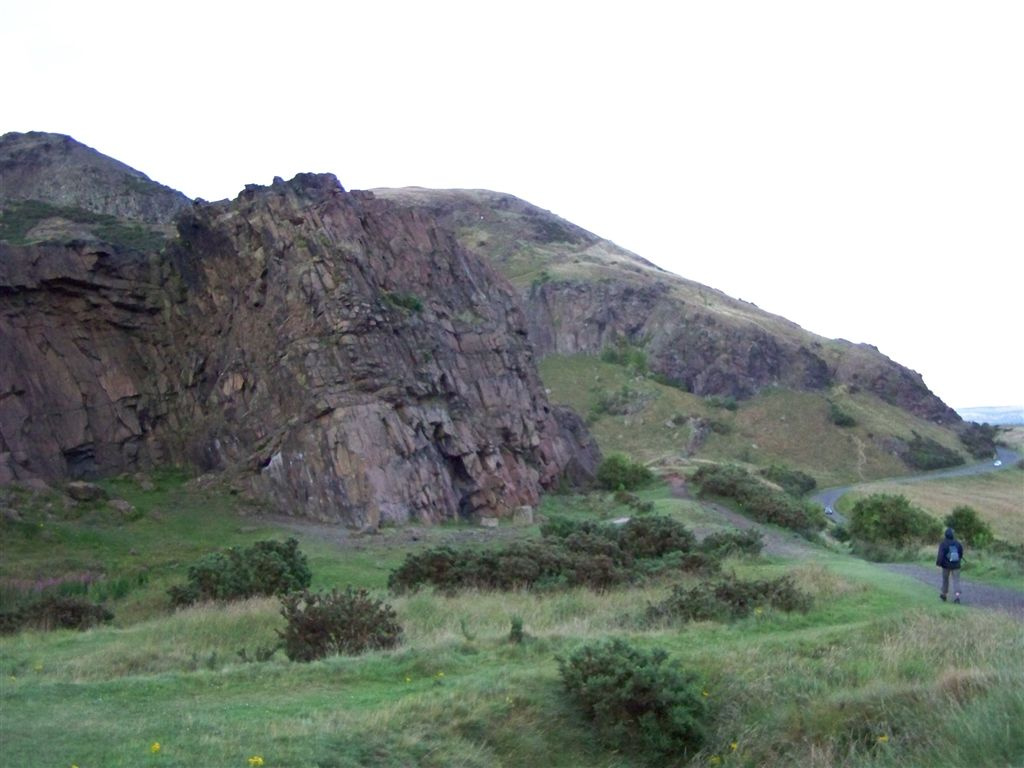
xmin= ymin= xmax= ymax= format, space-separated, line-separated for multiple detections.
xmin=937 ymin=527 xmax=964 ymax=603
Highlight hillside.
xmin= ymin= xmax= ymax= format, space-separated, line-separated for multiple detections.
xmin=372 ymin=188 xmax=971 ymax=482
xmin=1 ymin=131 xmax=975 ymax=520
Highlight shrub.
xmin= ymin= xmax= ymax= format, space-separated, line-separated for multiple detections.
xmin=168 ymin=538 xmax=311 ymax=607
xmin=693 ymin=464 xmax=824 ymax=536
xmin=944 ymin=506 xmax=994 ymax=547
xmin=539 ymin=516 xmax=608 ymax=541
xmin=828 ymin=401 xmax=857 ymax=427
xmin=704 ymin=395 xmax=738 ymax=411
xmin=903 ymin=432 xmax=965 ymax=471
xmin=599 ymin=340 xmax=648 ymax=374
xmin=647 ymin=574 xmax=812 ymax=624
xmin=847 ymin=494 xmax=942 ymax=546
xmin=958 ymin=422 xmax=998 ymax=459
xmin=383 ymin=291 xmax=423 ymax=312
xmin=0 ymin=595 xmax=113 ymax=635
xmin=698 ymin=528 xmax=764 ymax=557
xmin=759 ymin=464 xmax=817 ymax=497
xmin=558 ymin=638 xmax=705 ymax=760
xmin=596 ymin=454 xmax=653 ymax=491
xmin=618 ymin=515 xmax=696 ymax=559
xmin=278 ymin=588 xmax=402 ymax=662
xmin=390 ymin=516 xmax=697 ymax=593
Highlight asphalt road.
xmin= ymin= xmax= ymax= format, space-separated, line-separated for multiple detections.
xmin=811 ymin=446 xmax=1021 ymax=526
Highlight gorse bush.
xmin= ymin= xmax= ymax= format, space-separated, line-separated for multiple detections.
xmin=759 ymin=464 xmax=817 ymax=497
xmin=558 ymin=638 xmax=705 ymax=761
xmin=647 ymin=573 xmax=812 ymax=624
xmin=957 ymin=422 xmax=998 ymax=459
xmin=828 ymin=401 xmax=857 ymax=427
xmin=595 ymin=454 xmax=653 ymax=491
xmin=0 ymin=595 xmax=113 ymax=635
xmin=847 ymin=494 xmax=941 ymax=547
xmin=698 ymin=528 xmax=764 ymax=558
xmin=278 ymin=588 xmax=402 ymax=662
xmin=389 ymin=516 xmax=760 ymax=594
xmin=168 ymin=538 xmax=311 ymax=607
xmin=693 ymin=464 xmax=824 ymax=536
xmin=944 ymin=506 xmax=994 ymax=547
xmin=903 ymin=432 xmax=965 ymax=470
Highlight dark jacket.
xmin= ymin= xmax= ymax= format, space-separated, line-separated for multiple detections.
xmin=937 ymin=528 xmax=964 ymax=570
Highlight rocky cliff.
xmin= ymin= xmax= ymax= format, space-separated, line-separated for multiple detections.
xmin=371 ymin=188 xmax=961 ymax=425
xmin=0 ymin=135 xmax=599 ymax=525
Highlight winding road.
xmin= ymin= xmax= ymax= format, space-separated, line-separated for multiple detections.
xmin=810 ymin=446 xmax=1023 ymax=619
xmin=811 ymin=446 xmax=1021 ymax=526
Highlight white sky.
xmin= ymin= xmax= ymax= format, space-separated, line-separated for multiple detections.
xmin=4 ymin=0 xmax=1022 ymax=408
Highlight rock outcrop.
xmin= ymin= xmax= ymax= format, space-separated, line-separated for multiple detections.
xmin=371 ymin=188 xmax=961 ymax=425
xmin=0 ymin=135 xmax=599 ymax=524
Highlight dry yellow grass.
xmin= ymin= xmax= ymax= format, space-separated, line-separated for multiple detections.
xmin=850 ymin=471 xmax=1024 ymax=544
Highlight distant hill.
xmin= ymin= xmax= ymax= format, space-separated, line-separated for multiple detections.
xmin=956 ymin=406 xmax=1024 ymax=426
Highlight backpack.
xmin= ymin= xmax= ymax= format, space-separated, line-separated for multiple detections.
xmin=947 ymin=544 xmax=960 ymax=564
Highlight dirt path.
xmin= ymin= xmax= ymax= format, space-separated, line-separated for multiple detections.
xmin=880 ymin=563 xmax=1024 ymax=620
xmin=668 ymin=479 xmax=1024 ymax=620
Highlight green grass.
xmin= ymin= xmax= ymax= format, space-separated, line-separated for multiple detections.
xmin=2 ymin=475 xmax=1022 ymax=767
xmin=537 ymin=354 xmax=968 ymax=488
xmin=0 ymin=198 xmax=167 ymax=251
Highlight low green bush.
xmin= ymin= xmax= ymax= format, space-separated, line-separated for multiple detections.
xmin=278 ymin=588 xmax=402 ymax=662
xmin=847 ymin=494 xmax=941 ymax=547
xmin=391 ymin=516 xmax=701 ymax=593
xmin=693 ymin=464 xmax=824 ymax=536
xmin=558 ymin=638 xmax=705 ymax=761
xmin=646 ymin=574 xmax=812 ymax=624
xmin=596 ymin=454 xmax=653 ymax=491
xmin=0 ymin=595 xmax=113 ymax=635
xmin=599 ymin=340 xmax=648 ymax=374
xmin=944 ymin=506 xmax=994 ymax=547
xmin=760 ymin=464 xmax=817 ymax=497
xmin=168 ymin=538 xmax=311 ymax=607
xmin=904 ymin=432 xmax=964 ymax=470
xmin=957 ymin=422 xmax=998 ymax=459
xmin=698 ymin=528 xmax=764 ymax=557
xmin=828 ymin=401 xmax=857 ymax=427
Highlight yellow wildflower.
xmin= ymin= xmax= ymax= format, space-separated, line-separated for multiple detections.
xmin=248 ymin=756 xmax=265 ymax=767
xmin=151 ymin=741 xmax=161 ymax=753
xmin=730 ymin=741 xmax=738 ymax=751
xmin=702 ymin=689 xmax=710 ymax=697
xmin=878 ymin=734 xmax=889 ymax=743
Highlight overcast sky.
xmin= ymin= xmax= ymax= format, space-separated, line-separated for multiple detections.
xmin=4 ymin=1 xmax=1022 ymax=408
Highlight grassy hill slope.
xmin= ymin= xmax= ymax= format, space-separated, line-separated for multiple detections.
xmin=2 ymin=476 xmax=1022 ymax=767
xmin=538 ymin=354 xmax=966 ymax=487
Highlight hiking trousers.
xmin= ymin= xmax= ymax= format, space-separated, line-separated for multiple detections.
xmin=941 ymin=567 xmax=961 ymax=598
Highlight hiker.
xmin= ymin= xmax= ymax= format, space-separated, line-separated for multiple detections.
xmin=936 ymin=527 xmax=964 ymax=603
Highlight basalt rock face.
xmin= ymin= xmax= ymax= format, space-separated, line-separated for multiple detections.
xmin=0 ymin=138 xmax=598 ymax=524
xmin=371 ymin=188 xmax=961 ymax=425
xmin=163 ymin=174 xmax=595 ymax=524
